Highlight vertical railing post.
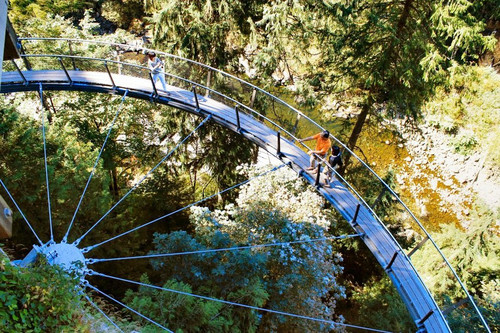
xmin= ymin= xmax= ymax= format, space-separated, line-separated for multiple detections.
xmin=235 ymin=105 xmax=241 ymax=132
xmin=314 ymin=162 xmax=321 ymax=187
xmin=205 ymin=70 xmax=211 ymax=97
xmin=116 ymin=50 xmax=122 ymax=75
xmin=417 ymin=310 xmax=434 ymax=329
xmin=407 ymin=236 xmax=429 ymax=258
xmin=58 ymin=57 xmax=72 ymax=84
xmin=292 ymin=112 xmax=301 ymax=137
xmin=149 ymin=73 xmax=158 ymax=97
xmin=68 ymin=40 xmax=77 ymax=70
xmin=351 ymin=204 xmax=361 ymax=226
xmin=250 ymin=88 xmax=257 ymax=108
xmin=18 ymin=42 xmax=32 ymax=70
xmin=11 ymin=60 xmax=27 ymax=84
xmin=385 ymin=251 xmax=398 ymax=271
xmin=277 ymin=131 xmax=283 ymax=158
xmin=104 ymin=61 xmax=116 ymax=89
xmin=192 ymin=85 xmax=200 ymax=110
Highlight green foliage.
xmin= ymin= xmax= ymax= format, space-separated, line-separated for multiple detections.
xmin=8 ymin=0 xmax=96 ymax=26
xmin=0 ymin=255 xmax=88 ymax=332
xmin=429 ymin=0 xmax=497 ymax=64
xmin=124 ymin=275 xmax=245 ymax=333
xmin=126 ymin=231 xmax=268 ymax=332
xmin=412 ymin=204 xmax=500 ymax=328
xmin=0 ymin=100 xmax=111 ymax=244
xmin=101 ymin=0 xmax=144 ymax=29
xmin=189 ymin=165 xmax=345 ymax=332
xmin=425 ymin=66 xmax=500 ymax=166
xmin=350 ymin=277 xmax=415 ymax=332
xmin=192 ymin=125 xmax=258 ymax=201
xmin=444 ymin=288 xmax=500 ymax=333
xmin=124 ymin=165 xmax=344 ymax=332
xmin=451 ymin=131 xmax=478 ymax=155
xmin=143 ymin=0 xmax=263 ymax=68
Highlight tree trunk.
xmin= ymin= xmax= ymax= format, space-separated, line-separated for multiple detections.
xmin=339 ymin=102 xmax=370 ymax=176
xmin=111 ymin=168 xmax=119 ymax=198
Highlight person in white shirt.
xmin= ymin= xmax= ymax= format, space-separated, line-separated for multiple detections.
xmin=147 ymin=52 xmax=167 ymax=91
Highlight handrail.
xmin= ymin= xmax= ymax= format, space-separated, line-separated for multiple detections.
xmin=17 ymin=54 xmax=304 ymax=149
xmin=7 ymin=38 xmax=491 ymax=331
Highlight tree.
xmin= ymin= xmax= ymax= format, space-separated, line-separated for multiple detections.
xmin=189 ymin=165 xmax=345 ymax=332
xmin=411 ymin=204 xmax=500 ymax=330
xmin=123 ymin=165 xmax=345 ymax=332
xmin=8 ymin=0 xmax=96 ymax=28
xmin=143 ymin=0 xmax=264 ymax=69
xmin=350 ymin=277 xmax=414 ymax=332
xmin=0 ymin=98 xmax=112 ymax=245
xmin=250 ymin=1 xmax=496 ymax=172
xmin=125 ymin=231 xmax=269 ymax=332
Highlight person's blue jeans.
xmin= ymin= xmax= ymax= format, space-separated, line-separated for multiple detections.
xmin=152 ymin=72 xmax=167 ymax=91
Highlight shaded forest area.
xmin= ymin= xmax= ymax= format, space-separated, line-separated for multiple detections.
xmin=1 ymin=0 xmax=499 ymax=332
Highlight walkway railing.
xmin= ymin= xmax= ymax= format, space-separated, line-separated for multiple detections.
xmin=3 ymin=37 xmax=490 ymax=332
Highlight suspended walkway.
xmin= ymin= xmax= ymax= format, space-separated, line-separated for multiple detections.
xmin=0 ymin=38 xmax=491 ymax=332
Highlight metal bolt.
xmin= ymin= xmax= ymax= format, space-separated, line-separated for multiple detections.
xmin=4 ymin=208 xmax=12 ymax=218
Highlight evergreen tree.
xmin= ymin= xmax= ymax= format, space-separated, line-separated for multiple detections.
xmin=143 ymin=0 xmax=265 ymax=69
xmin=250 ymin=0 xmax=496 ymax=171
xmin=412 ymin=204 xmax=499 ymax=330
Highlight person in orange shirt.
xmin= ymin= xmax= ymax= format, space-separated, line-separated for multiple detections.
xmin=298 ymin=130 xmax=332 ymax=171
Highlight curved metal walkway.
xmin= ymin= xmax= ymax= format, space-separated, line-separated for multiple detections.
xmin=0 ymin=38 xmax=491 ymax=332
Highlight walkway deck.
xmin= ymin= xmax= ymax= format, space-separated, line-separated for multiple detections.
xmin=0 ymin=70 xmax=449 ymax=332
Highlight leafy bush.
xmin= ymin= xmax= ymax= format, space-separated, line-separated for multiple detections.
xmin=0 ymin=255 xmax=88 ymax=332
xmin=452 ymin=130 xmax=478 ymax=155
xmin=350 ymin=277 xmax=414 ymax=332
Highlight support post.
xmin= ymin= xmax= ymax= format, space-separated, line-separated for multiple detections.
xmin=0 ymin=3 xmax=6 ymax=87
xmin=249 ymin=88 xmax=257 ymax=108
xmin=18 ymin=43 xmax=32 ymax=70
xmin=385 ymin=251 xmax=398 ymax=271
xmin=235 ymin=105 xmax=241 ymax=132
xmin=205 ymin=70 xmax=211 ymax=97
xmin=351 ymin=204 xmax=361 ymax=226
xmin=292 ymin=113 xmax=301 ymax=137
xmin=116 ymin=52 xmax=122 ymax=75
xmin=149 ymin=72 xmax=158 ymax=97
xmin=442 ymin=298 xmax=468 ymax=316
xmin=11 ymin=59 xmax=27 ymax=84
xmin=372 ymin=187 xmax=388 ymax=209
xmin=58 ymin=57 xmax=72 ymax=84
xmin=104 ymin=61 xmax=116 ymax=89
xmin=192 ymin=85 xmax=200 ymax=110
xmin=68 ymin=40 xmax=77 ymax=70
xmin=407 ymin=236 xmax=429 ymax=258
xmin=277 ymin=132 xmax=283 ymax=158
xmin=314 ymin=162 xmax=321 ymax=187
xmin=417 ymin=310 xmax=434 ymax=327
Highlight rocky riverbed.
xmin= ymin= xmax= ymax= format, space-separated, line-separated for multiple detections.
xmin=393 ymin=120 xmax=499 ymax=229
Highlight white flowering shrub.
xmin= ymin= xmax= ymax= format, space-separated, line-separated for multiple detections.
xmin=189 ymin=164 xmax=346 ymax=332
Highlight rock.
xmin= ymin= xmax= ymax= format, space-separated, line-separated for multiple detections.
xmin=450 ymin=164 xmax=462 ymax=174
xmin=443 ymin=179 xmax=453 ymax=187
